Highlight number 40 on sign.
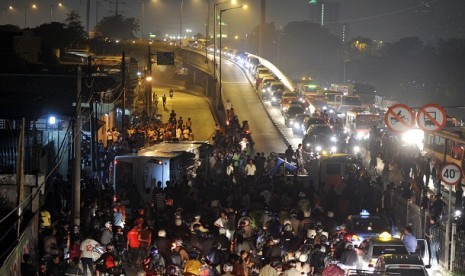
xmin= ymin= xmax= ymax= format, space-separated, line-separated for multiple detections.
xmin=441 ymin=163 xmax=462 ymax=186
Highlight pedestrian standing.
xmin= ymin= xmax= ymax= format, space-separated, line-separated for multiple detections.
xmin=425 ymin=216 xmax=440 ymax=269
xmin=127 ymin=225 xmax=141 ymax=266
xmin=245 ymin=159 xmax=257 ymax=185
xmin=154 ymin=93 xmax=159 ymax=107
xmin=162 ymin=94 xmax=167 ymax=107
xmin=295 ymin=144 xmax=305 ymax=175
xmin=401 ymin=226 xmax=417 ymax=254
xmin=80 ymin=235 xmax=99 ymax=276
xmin=186 ymin=117 xmax=192 ymax=132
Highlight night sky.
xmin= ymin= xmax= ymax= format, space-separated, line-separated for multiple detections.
xmin=3 ymin=0 xmax=464 ymax=42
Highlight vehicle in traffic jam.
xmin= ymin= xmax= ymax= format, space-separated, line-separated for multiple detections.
xmin=292 ymin=113 xmax=311 ymax=135
xmin=271 ymin=90 xmax=284 ymax=106
xmin=357 ymin=232 xmax=409 ymax=270
xmin=283 ymin=104 xmax=305 ymax=127
xmin=375 ymin=254 xmax=429 ymax=276
xmin=302 ymin=124 xmax=339 ymax=156
xmin=343 ymin=210 xmax=394 ymax=247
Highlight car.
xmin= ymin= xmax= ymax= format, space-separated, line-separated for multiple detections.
xmin=266 ymin=81 xmax=285 ymax=95
xmin=292 ymin=114 xmax=311 ymax=135
xmin=343 ymin=209 xmax=394 ymax=247
xmin=271 ymin=90 xmax=284 ymax=106
xmin=301 ymin=116 xmax=326 ymax=134
xmin=283 ymin=105 xmax=305 ymax=127
xmin=256 ymin=68 xmax=272 ymax=79
xmin=281 ymin=99 xmax=308 ymax=115
xmin=302 ymin=124 xmax=338 ymax=154
xmin=357 ymin=232 xmax=409 ymax=270
xmin=375 ymin=254 xmax=429 ymax=276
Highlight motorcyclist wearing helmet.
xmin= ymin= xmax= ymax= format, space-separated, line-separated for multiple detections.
xmin=142 ymin=246 xmax=166 ymax=275
xmin=100 ymin=221 xmax=113 ymax=247
xmin=281 ymin=220 xmax=298 ymax=252
xmin=338 ymin=242 xmax=358 ymax=267
xmin=95 ymin=243 xmax=117 ymax=276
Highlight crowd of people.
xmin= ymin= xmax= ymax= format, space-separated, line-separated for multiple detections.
xmin=26 ymin=91 xmax=454 ymax=276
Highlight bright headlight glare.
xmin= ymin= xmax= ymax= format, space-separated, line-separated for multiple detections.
xmin=353 ymin=145 xmax=360 ymax=153
xmin=315 ymin=146 xmax=322 ymax=152
xmin=330 ymin=136 xmax=337 ymax=142
xmin=293 ymin=122 xmax=300 ymax=128
xmin=331 ymin=146 xmax=337 ymax=152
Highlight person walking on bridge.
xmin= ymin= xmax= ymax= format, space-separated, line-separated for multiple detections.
xmin=162 ymin=94 xmax=167 ymax=107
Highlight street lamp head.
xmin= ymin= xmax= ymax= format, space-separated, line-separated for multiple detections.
xmin=242 ymin=4 xmax=247 ymax=9
xmin=32 ymin=4 xmax=37 ymax=9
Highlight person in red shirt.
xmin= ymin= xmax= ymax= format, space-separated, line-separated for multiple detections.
xmin=127 ymin=225 xmax=141 ymax=266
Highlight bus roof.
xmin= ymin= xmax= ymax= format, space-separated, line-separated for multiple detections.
xmin=136 ymin=141 xmax=211 ymax=157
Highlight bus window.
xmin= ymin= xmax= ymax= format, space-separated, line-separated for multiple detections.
xmin=448 ymin=140 xmax=464 ymax=160
xmin=432 ymin=135 xmax=445 ymax=153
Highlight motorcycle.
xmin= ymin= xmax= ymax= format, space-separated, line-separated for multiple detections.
xmin=243 ymin=131 xmax=254 ymax=149
xmin=92 ymin=245 xmax=106 ymax=262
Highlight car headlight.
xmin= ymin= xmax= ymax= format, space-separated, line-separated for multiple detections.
xmin=293 ymin=122 xmax=300 ymax=128
xmin=315 ymin=146 xmax=322 ymax=152
xmin=330 ymin=136 xmax=337 ymax=142
xmin=262 ymin=88 xmax=266 ymax=93
xmin=306 ymin=143 xmax=311 ymax=147
xmin=272 ymin=97 xmax=276 ymax=101
xmin=353 ymin=145 xmax=360 ymax=153
xmin=331 ymin=146 xmax=337 ymax=153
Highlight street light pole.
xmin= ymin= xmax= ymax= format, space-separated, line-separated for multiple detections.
xmin=218 ymin=5 xmax=244 ymax=110
xmin=180 ymin=0 xmax=184 ymax=45
xmin=213 ymin=1 xmax=235 ymax=76
xmin=24 ymin=4 xmax=37 ymax=28
xmin=50 ymin=3 xmax=62 ymax=23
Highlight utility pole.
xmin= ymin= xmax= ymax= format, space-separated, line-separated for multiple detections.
xmin=86 ymin=0 xmax=90 ymax=36
xmin=73 ymin=67 xmax=82 ymax=230
xmin=259 ymin=0 xmax=265 ymax=57
xmin=16 ymin=118 xmax=25 ymax=240
xmin=121 ymin=51 xmax=126 ymax=138
xmin=146 ymin=46 xmax=153 ymax=115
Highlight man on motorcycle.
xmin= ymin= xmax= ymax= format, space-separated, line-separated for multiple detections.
xmin=95 ymin=243 xmax=117 ymax=276
xmin=142 ymin=246 xmax=166 ymax=275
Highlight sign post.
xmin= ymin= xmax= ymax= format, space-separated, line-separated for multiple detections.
xmin=440 ymin=163 xmax=462 ymax=270
xmin=384 ymin=103 xmax=415 ymax=132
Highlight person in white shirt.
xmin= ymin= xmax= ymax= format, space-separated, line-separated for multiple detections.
xmin=245 ymin=159 xmax=257 ymax=185
xmin=80 ymin=236 xmax=99 ymax=276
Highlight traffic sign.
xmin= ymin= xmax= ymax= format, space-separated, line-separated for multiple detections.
xmin=416 ymin=103 xmax=447 ymax=132
xmin=157 ymin=52 xmax=175 ymax=65
xmin=384 ymin=104 xmax=415 ymax=132
xmin=440 ymin=163 xmax=462 ymax=186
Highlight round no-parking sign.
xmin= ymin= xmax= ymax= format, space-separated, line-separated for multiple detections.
xmin=384 ymin=104 xmax=415 ymax=132
xmin=440 ymin=163 xmax=462 ymax=186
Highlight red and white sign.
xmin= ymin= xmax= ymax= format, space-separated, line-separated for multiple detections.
xmin=384 ymin=104 xmax=415 ymax=132
xmin=416 ymin=103 xmax=447 ymax=132
xmin=441 ymin=163 xmax=462 ymax=186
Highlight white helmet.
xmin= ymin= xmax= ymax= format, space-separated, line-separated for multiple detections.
xmin=105 ymin=221 xmax=112 ymax=228
xmin=299 ymin=254 xmax=308 ymax=263
xmin=158 ymin=229 xmax=167 ymax=237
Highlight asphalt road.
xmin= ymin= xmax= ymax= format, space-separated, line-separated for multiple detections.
xmin=220 ymin=58 xmax=287 ymax=154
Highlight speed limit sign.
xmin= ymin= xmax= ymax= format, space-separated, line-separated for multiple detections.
xmin=440 ymin=163 xmax=462 ymax=186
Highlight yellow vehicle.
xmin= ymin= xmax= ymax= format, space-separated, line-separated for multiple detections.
xmin=424 ymin=128 xmax=465 ymax=186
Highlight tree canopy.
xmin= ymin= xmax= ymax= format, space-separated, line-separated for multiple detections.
xmin=96 ymin=14 xmax=140 ymax=40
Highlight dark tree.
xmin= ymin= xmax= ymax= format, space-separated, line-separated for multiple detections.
xmin=0 ymin=24 xmax=22 ymax=32
xmin=96 ymin=14 xmax=140 ymax=40
xmin=65 ymin=10 xmax=87 ymax=44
